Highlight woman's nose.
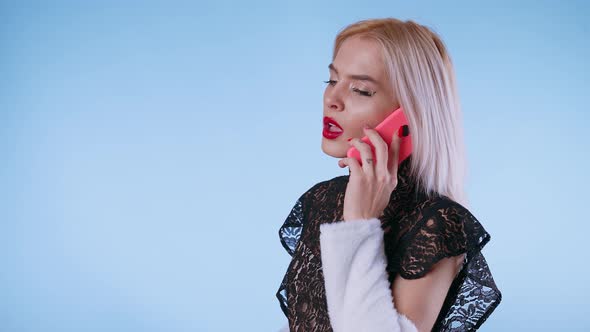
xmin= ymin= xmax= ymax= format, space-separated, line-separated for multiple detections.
xmin=324 ymin=86 xmax=345 ymax=112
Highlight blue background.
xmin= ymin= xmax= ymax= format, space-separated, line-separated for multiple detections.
xmin=2 ymin=0 xmax=588 ymax=331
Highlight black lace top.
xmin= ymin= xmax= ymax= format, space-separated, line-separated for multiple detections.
xmin=276 ymin=156 xmax=502 ymax=331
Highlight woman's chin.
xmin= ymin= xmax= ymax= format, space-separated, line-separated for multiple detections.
xmin=321 ymin=139 xmax=348 ymax=158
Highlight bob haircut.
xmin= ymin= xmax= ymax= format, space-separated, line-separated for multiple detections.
xmin=333 ymin=18 xmax=470 ymax=208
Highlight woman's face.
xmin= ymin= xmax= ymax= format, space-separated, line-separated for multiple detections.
xmin=321 ymin=35 xmax=399 ymax=158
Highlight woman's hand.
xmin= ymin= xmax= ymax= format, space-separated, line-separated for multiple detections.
xmin=337 ymin=124 xmax=406 ymax=221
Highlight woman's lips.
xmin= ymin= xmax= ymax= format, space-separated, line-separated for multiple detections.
xmin=323 ymin=116 xmax=343 ymax=139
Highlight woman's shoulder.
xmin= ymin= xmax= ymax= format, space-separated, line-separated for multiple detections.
xmin=298 ymin=174 xmax=349 ymax=204
xmin=414 ymin=194 xmax=474 ymax=218
xmin=311 ymin=174 xmax=349 ymax=191
xmin=410 ymin=195 xmax=489 ymax=244
xmin=385 ymin=194 xmax=492 ymax=279
xmin=403 ymin=199 xmax=502 ymax=330
xmin=279 ymin=175 xmax=349 ymax=256
xmin=404 ymin=195 xmax=484 ymax=234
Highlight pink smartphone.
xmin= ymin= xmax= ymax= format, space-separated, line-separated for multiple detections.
xmin=346 ymin=107 xmax=412 ymax=167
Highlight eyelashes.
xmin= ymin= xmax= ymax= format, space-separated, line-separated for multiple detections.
xmin=323 ymin=79 xmax=376 ymax=97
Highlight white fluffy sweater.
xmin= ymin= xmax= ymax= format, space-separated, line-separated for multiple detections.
xmin=278 ymin=217 xmax=418 ymax=332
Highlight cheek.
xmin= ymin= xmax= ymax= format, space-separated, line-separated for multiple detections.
xmin=344 ymin=104 xmax=391 ymax=137
xmin=348 ymin=106 xmax=382 ymax=126
xmin=345 ymin=114 xmax=369 ymax=137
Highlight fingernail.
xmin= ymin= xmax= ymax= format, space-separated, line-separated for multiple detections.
xmin=398 ymin=125 xmax=409 ymax=137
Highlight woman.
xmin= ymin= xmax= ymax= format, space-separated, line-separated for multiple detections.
xmin=276 ymin=18 xmax=501 ymax=331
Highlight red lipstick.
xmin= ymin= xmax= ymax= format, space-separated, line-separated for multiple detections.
xmin=323 ymin=116 xmax=343 ymax=139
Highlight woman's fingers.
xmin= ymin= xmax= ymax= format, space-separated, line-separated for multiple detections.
xmin=388 ymin=127 xmax=402 ymax=179
xmin=338 ymin=156 xmax=362 ymax=176
xmin=362 ymin=127 xmax=389 ymax=179
xmin=349 ymin=138 xmax=375 ymax=178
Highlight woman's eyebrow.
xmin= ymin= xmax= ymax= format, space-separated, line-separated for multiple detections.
xmin=328 ymin=63 xmax=380 ymax=85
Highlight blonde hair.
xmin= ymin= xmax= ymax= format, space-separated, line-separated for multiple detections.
xmin=333 ymin=18 xmax=470 ymax=208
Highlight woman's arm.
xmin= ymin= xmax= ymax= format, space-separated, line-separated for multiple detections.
xmin=319 ymin=217 xmax=462 ymax=332
xmin=391 ymin=253 xmax=464 ymax=331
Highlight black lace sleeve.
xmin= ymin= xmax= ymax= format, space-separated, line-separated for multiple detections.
xmin=388 ymin=199 xmax=487 ymax=279
xmin=276 ymin=192 xmax=308 ymax=317
xmin=386 ymin=198 xmax=502 ymax=331
xmin=278 ymin=194 xmax=306 ymax=257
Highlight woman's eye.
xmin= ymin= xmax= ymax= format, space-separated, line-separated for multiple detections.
xmin=352 ymin=87 xmax=375 ymax=97
xmin=323 ymin=80 xmax=375 ymax=97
